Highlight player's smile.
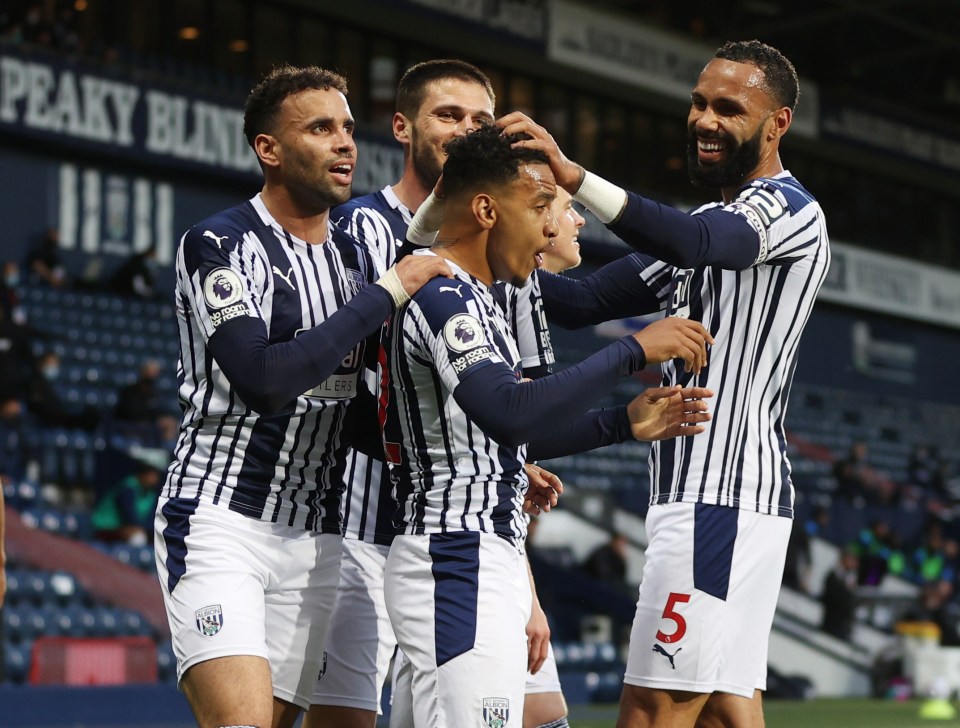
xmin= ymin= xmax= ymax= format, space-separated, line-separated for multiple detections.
xmin=696 ymin=134 xmax=728 ymax=165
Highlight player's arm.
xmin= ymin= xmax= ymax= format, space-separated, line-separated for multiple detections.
xmin=526 ymin=558 xmax=550 ymax=675
xmin=536 ymin=253 xmax=668 ymax=328
xmin=452 ymin=317 xmax=711 ymax=447
xmin=498 ymin=111 xmax=761 ymax=269
xmin=189 ymin=229 xmax=451 ymax=415
xmin=526 ymin=385 xmax=712 ymax=461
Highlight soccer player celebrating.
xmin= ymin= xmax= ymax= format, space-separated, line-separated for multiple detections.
xmin=381 ymin=123 xmax=714 ymax=727
xmin=308 ymin=60 xmax=566 ymax=728
xmin=500 ymin=40 xmax=830 ymax=728
xmin=153 ymin=65 xmax=450 ymax=728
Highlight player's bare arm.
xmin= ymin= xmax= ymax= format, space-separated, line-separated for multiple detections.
xmin=525 ymin=560 xmax=551 ymax=675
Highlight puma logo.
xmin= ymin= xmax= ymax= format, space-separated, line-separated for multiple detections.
xmin=652 ymin=644 xmax=681 ymax=670
xmin=203 ymin=230 xmax=229 ymax=248
xmin=439 ymin=285 xmax=463 ymax=298
xmin=272 ymin=265 xmax=296 ymax=291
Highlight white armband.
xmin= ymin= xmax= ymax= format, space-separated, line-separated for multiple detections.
xmin=407 ymin=191 xmax=443 ymax=247
xmin=375 ymin=266 xmax=410 ymax=308
xmin=574 ymin=170 xmax=628 ymax=224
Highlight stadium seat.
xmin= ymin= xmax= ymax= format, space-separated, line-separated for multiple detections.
xmin=3 ymin=641 xmax=32 ymax=684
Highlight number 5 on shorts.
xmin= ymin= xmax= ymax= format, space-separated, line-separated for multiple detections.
xmin=656 ymin=592 xmax=691 ymax=644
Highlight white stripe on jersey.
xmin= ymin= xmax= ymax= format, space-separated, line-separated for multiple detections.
xmin=641 ymin=172 xmax=830 ymax=517
xmin=334 ymin=187 xmax=413 ymax=544
xmin=165 ymin=194 xmax=376 ymax=532
xmin=502 ymin=272 xmax=556 ymax=372
xmin=383 ymin=253 xmax=529 ymax=546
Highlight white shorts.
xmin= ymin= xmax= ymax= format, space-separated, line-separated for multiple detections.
xmin=385 ymin=532 xmax=531 ymax=728
xmin=311 ymin=538 xmax=397 ymax=712
xmin=525 ymin=642 xmax=562 ymax=694
xmin=154 ymin=497 xmax=342 ymax=710
xmin=624 ymin=502 xmax=790 ymax=698
xmin=388 ymin=630 xmax=560 ymax=727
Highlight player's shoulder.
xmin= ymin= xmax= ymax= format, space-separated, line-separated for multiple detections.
xmin=411 ymin=273 xmax=483 ymax=321
xmin=180 ymin=200 xmax=261 ymax=269
xmin=334 ymin=190 xmax=391 ymax=225
xmin=737 ymin=173 xmax=817 ymax=215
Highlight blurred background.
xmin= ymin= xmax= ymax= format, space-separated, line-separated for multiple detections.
xmin=1 ymin=1 xmax=959 ymax=726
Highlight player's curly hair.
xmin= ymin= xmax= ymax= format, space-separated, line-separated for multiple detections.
xmin=396 ymin=59 xmax=495 ymax=120
xmin=715 ymin=40 xmax=799 ymax=110
xmin=442 ymin=123 xmax=549 ymax=199
xmin=243 ymin=65 xmax=348 ymax=146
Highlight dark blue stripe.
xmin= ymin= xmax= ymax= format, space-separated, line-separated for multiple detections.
xmin=160 ymin=497 xmax=199 ymax=593
xmin=430 ymin=532 xmax=480 ymax=667
xmin=693 ymin=503 xmax=738 ymax=600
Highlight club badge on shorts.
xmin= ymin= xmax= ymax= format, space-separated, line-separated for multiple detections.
xmin=195 ymin=604 xmax=224 ymax=636
xmin=482 ymin=697 xmax=509 ymax=727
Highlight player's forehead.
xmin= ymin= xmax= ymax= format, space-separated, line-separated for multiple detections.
xmin=693 ymin=58 xmax=772 ymax=108
xmin=279 ymin=87 xmax=353 ymax=126
xmin=512 ymin=163 xmax=557 ymax=200
xmin=419 ymin=77 xmax=494 ymax=117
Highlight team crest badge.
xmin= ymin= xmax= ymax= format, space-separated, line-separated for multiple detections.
xmin=345 ymin=268 xmax=366 ymax=296
xmin=482 ymin=697 xmax=509 ymax=727
xmin=195 ymin=604 xmax=224 ymax=636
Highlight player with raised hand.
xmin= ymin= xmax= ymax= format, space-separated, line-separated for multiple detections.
xmin=499 ymin=40 xmax=830 ymax=728
xmin=380 ymin=123 xmax=713 ymax=728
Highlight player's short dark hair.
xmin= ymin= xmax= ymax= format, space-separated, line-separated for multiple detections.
xmin=715 ymin=40 xmax=799 ymax=111
xmin=442 ymin=123 xmax=548 ymax=199
xmin=243 ymin=65 xmax=348 ymax=147
xmin=396 ymin=59 xmax=495 ymax=119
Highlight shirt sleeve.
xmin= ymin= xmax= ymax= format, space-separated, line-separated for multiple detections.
xmin=450 ymin=337 xmax=646 ymax=447
xmin=607 ymin=192 xmax=763 ymax=269
xmin=179 ymin=223 xmax=394 ymax=414
xmin=537 ymin=253 xmax=669 ymax=328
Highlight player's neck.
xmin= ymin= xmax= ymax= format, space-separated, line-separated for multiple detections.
xmin=720 ymin=152 xmax=784 ymax=204
xmin=432 ymin=228 xmax=493 ymax=285
xmin=392 ymin=173 xmax=433 ymax=213
xmin=259 ymin=186 xmax=331 ymax=244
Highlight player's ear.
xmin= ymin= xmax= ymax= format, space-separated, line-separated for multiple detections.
xmin=472 ymin=193 xmax=496 ymax=229
xmin=393 ymin=112 xmax=411 ymax=144
xmin=254 ymin=133 xmax=281 ymax=169
xmin=768 ymin=106 xmax=792 ymax=142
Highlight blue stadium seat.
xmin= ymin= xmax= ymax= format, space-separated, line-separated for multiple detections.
xmin=156 ymin=640 xmax=177 ymax=683
xmin=3 ymin=640 xmax=32 ymax=684
xmin=64 ymin=605 xmax=97 ymax=637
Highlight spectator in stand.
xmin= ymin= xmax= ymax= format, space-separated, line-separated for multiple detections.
xmin=583 ymin=532 xmax=630 ymax=593
xmin=24 ymin=351 xmax=100 ymax=430
xmin=905 ymin=580 xmax=960 ymax=647
xmin=0 ymin=399 xmax=25 ymax=480
xmin=0 ymin=261 xmax=26 ymax=326
xmin=109 ymin=247 xmax=160 ymax=299
xmin=851 ymin=520 xmax=906 ymax=586
xmin=0 ymin=307 xmax=32 ymax=402
xmin=27 ymin=228 xmax=69 ymax=288
xmin=910 ymin=526 xmax=958 ymax=586
xmin=834 ymin=441 xmax=897 ymax=506
xmin=91 ymin=461 xmax=162 ymax=545
xmin=782 ymin=515 xmax=813 ymax=595
xmin=113 ymin=360 xmax=164 ymax=424
xmin=820 ymin=548 xmax=859 ymax=640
